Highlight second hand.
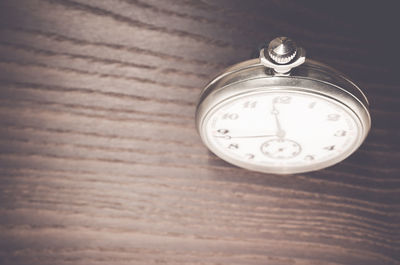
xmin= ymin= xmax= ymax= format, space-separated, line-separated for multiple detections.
xmin=214 ymin=134 xmax=275 ymax=139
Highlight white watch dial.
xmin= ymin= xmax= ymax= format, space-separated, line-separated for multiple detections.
xmin=202 ymin=91 xmax=363 ymax=173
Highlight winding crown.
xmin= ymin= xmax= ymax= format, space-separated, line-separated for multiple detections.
xmin=267 ymin=37 xmax=297 ymax=64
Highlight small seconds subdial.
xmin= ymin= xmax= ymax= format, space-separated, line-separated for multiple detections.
xmin=261 ymin=139 xmax=301 ymax=159
xmin=203 ymin=91 xmax=362 ymax=173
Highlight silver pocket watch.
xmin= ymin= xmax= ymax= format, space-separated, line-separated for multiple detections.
xmin=195 ymin=37 xmax=371 ymax=174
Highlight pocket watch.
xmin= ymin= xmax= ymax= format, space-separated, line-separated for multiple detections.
xmin=195 ymin=37 xmax=371 ymax=174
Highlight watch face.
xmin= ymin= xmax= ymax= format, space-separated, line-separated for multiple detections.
xmin=201 ymin=90 xmax=364 ymax=174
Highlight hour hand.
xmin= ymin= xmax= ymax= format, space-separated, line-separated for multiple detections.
xmin=273 ymin=114 xmax=286 ymax=138
xmin=271 ymin=100 xmax=286 ymax=139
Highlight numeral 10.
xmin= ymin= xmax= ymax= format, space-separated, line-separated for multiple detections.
xmin=222 ymin=113 xmax=239 ymax=120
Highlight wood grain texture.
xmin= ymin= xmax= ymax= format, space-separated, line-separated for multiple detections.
xmin=0 ymin=0 xmax=399 ymax=264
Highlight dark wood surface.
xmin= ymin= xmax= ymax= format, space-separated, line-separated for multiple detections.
xmin=0 ymin=1 xmax=399 ymax=264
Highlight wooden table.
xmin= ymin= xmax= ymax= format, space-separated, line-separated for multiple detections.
xmin=0 ymin=1 xmax=399 ymax=264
